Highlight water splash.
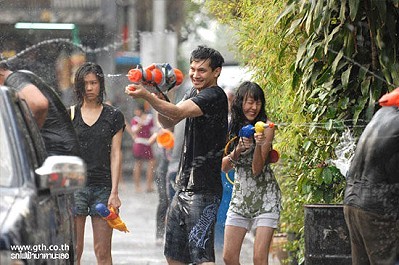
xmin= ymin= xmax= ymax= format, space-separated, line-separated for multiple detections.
xmin=329 ymin=128 xmax=356 ymax=177
xmin=3 ymin=38 xmax=125 ymax=61
xmin=107 ymin=74 xmax=123 ymax=78
xmin=0 ymin=38 xmax=127 ymax=89
xmin=272 ymin=119 xmax=369 ymax=130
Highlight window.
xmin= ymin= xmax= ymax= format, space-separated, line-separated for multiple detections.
xmin=0 ymin=115 xmax=14 ymax=187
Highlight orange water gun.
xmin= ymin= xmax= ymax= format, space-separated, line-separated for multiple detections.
xmin=127 ymin=63 xmax=184 ymax=101
xmin=378 ymin=87 xmax=399 ymax=107
xmin=95 ymin=203 xmax=129 ymax=232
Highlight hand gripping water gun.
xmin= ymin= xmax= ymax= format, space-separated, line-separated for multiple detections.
xmin=225 ymin=121 xmax=279 ymax=163
xmin=127 ymin=63 xmax=184 ymax=101
xmin=95 ymin=203 xmax=129 ymax=232
xmin=239 ymin=121 xmax=275 ymax=138
xmin=378 ymin=87 xmax=399 ymax=107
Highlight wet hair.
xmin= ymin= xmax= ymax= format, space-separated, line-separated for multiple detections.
xmin=74 ymin=62 xmax=105 ymax=105
xmin=0 ymin=53 xmax=11 ymax=70
xmin=190 ymin=45 xmax=224 ymax=70
xmin=0 ymin=62 xmax=10 ymax=71
xmin=229 ymin=81 xmax=268 ymax=138
xmin=0 ymin=55 xmax=10 ymax=70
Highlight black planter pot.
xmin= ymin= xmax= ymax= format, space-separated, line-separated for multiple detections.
xmin=304 ymin=204 xmax=352 ymax=265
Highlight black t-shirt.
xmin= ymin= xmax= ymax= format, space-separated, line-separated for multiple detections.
xmin=344 ymin=106 xmax=399 ymax=215
xmin=175 ymin=86 xmax=228 ymax=196
xmin=5 ymin=70 xmax=81 ymax=157
xmin=72 ymin=104 xmax=125 ymax=187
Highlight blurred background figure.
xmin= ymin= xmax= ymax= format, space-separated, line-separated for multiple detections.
xmin=154 ymin=128 xmax=172 ymax=245
xmin=223 ymin=86 xmax=236 ymax=122
xmin=130 ymin=103 xmax=157 ymax=192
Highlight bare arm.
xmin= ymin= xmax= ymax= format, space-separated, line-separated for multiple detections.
xmin=252 ymin=123 xmax=275 ymax=175
xmin=124 ymin=119 xmax=135 ymax=138
xmin=221 ymin=123 xmax=275 ymax=175
xmin=156 ymin=99 xmax=202 ymax=128
xmin=19 ymin=84 xmax=49 ymax=128
xmin=125 ymin=84 xmax=202 ymax=128
xmin=108 ymin=128 xmax=123 ymax=209
xmin=221 ymin=137 xmax=249 ymax=173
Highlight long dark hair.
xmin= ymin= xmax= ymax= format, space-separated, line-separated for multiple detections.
xmin=74 ymin=62 xmax=105 ymax=105
xmin=229 ymin=81 xmax=268 ymax=139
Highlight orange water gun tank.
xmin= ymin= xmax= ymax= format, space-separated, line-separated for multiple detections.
xmin=156 ymin=130 xmax=174 ymax=150
xmin=379 ymin=87 xmax=399 ymax=107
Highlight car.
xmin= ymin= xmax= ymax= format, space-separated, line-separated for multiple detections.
xmin=0 ymin=85 xmax=86 ymax=264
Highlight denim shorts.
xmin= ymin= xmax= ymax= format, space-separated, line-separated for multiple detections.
xmin=164 ymin=191 xmax=221 ymax=264
xmin=74 ymin=186 xmax=111 ymax=216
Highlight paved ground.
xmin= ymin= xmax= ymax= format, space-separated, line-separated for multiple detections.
xmin=80 ymin=179 xmax=286 ymax=264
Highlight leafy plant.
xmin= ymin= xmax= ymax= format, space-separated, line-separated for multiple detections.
xmin=205 ymin=0 xmax=399 ymax=263
xmin=277 ymin=0 xmax=399 ymax=200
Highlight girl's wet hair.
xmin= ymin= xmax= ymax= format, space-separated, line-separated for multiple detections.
xmin=190 ymin=45 xmax=224 ymax=71
xmin=74 ymin=62 xmax=105 ymax=105
xmin=0 ymin=54 xmax=10 ymax=70
xmin=229 ymin=81 xmax=268 ymax=137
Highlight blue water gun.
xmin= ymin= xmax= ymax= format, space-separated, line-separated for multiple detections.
xmin=237 ymin=121 xmax=279 ymax=163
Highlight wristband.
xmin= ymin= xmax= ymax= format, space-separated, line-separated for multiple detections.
xmin=227 ymin=154 xmax=237 ymax=165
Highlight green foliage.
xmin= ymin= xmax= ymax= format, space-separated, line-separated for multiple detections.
xmin=205 ymin=0 xmax=399 ymax=263
xmin=279 ymin=0 xmax=399 ymax=205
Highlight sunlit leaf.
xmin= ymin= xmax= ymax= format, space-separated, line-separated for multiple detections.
xmin=322 ymin=167 xmax=333 ymax=184
xmin=325 ymin=25 xmax=342 ymax=54
xmin=303 ymin=140 xmax=312 ymax=152
xmin=325 ymin=119 xmax=333 ymax=130
xmin=337 ymin=97 xmax=349 ymax=110
xmin=341 ymin=65 xmax=352 ymax=89
xmin=339 ymin=0 xmax=347 ymax=22
xmin=360 ymin=77 xmax=371 ymax=96
xmin=349 ymin=0 xmax=360 ymax=20
xmin=331 ymin=49 xmax=343 ymax=73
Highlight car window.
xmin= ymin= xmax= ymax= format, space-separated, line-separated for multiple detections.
xmin=0 ymin=115 xmax=14 ymax=187
xmin=17 ymin=99 xmax=47 ymax=165
xmin=0 ymin=93 xmax=46 ymax=188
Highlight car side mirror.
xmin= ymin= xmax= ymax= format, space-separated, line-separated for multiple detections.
xmin=35 ymin=155 xmax=86 ymax=194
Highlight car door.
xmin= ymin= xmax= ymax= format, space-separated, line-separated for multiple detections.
xmin=15 ymin=90 xmax=77 ymax=264
xmin=0 ymin=87 xmax=77 ymax=264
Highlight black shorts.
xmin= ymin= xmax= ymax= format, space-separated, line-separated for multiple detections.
xmin=164 ymin=191 xmax=221 ymax=264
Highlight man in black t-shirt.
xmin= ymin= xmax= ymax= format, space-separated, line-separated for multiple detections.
xmin=125 ymin=46 xmax=228 ymax=265
xmin=0 ymin=60 xmax=80 ymax=157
